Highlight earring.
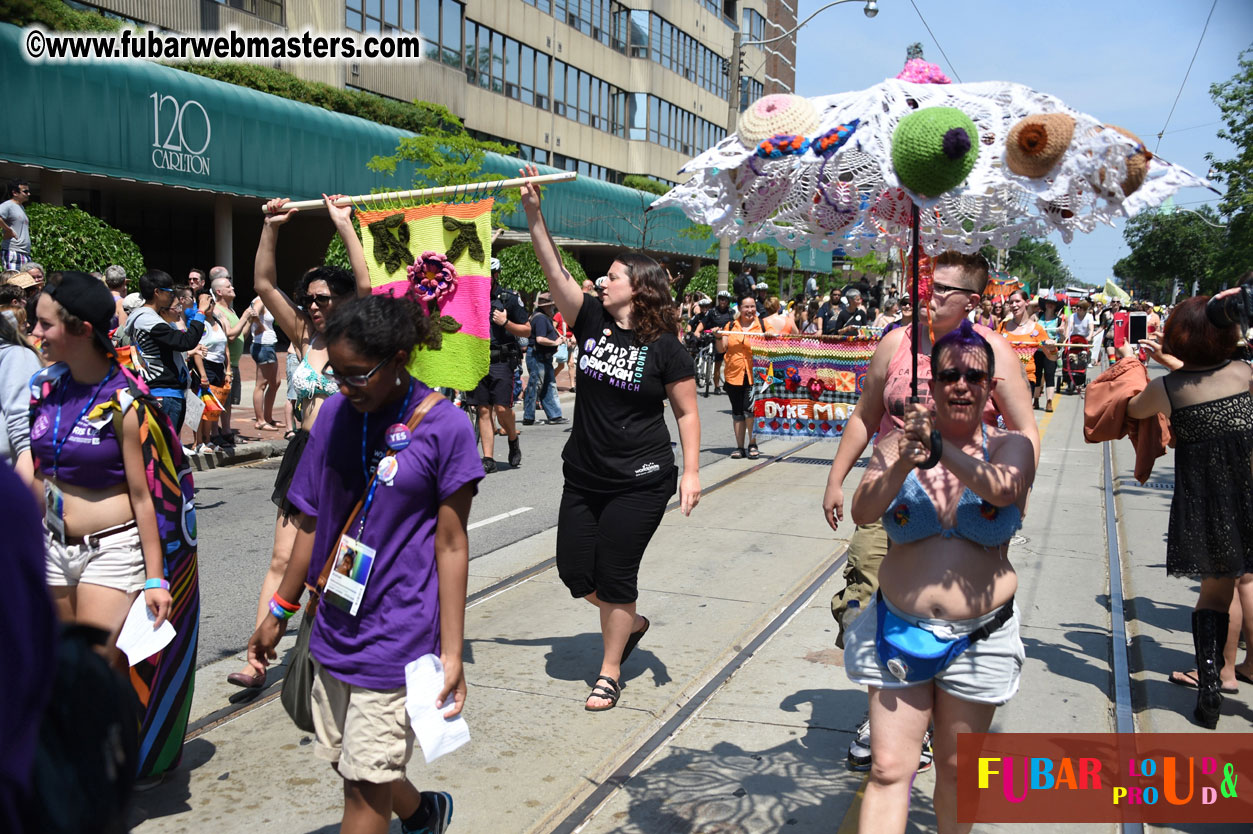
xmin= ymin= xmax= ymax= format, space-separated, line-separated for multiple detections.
xmin=395 ymin=375 xmax=403 ymax=385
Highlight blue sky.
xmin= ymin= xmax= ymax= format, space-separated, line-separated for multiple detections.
xmin=791 ymin=0 xmax=1252 ymax=286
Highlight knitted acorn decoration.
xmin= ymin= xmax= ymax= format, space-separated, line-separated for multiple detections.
xmin=891 ymin=107 xmax=979 ymax=197
xmin=737 ymin=94 xmax=820 ymax=146
xmin=1004 ymin=113 xmax=1075 ymax=178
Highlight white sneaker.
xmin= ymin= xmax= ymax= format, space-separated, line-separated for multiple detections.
xmin=848 ymin=716 xmax=872 ymax=771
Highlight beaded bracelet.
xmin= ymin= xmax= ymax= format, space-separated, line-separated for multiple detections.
xmin=144 ymin=578 xmax=170 ymax=591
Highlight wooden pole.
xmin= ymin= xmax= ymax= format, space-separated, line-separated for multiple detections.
xmin=261 ymin=171 xmax=578 ymax=213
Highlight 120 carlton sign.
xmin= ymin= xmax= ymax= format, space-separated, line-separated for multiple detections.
xmin=149 ymin=91 xmax=211 ymax=176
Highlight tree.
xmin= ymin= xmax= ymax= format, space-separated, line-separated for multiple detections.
xmin=1113 ymin=206 xmax=1225 ymax=299
xmin=992 ymin=236 xmax=1073 ymax=291
xmin=1206 ymin=48 xmax=1253 ymax=287
xmin=367 ymin=102 xmax=519 ymax=227
xmin=27 ymin=203 xmax=145 ymax=284
xmin=494 ymin=243 xmax=587 ymax=296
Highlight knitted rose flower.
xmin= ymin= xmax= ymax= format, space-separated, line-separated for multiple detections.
xmin=406 ymin=251 xmax=458 ymax=306
xmin=895 ymin=59 xmax=951 ymax=85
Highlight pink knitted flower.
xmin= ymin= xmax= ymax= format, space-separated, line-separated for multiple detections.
xmin=406 ymin=251 xmax=458 ymax=306
xmin=895 ymin=58 xmax=951 ymax=85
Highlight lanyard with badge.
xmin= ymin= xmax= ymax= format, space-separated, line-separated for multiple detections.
xmin=321 ymin=382 xmax=416 ymax=616
xmin=44 ymin=369 xmax=116 ymax=541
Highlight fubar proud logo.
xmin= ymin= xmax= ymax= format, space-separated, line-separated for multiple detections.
xmin=149 ymin=92 xmax=211 ymax=176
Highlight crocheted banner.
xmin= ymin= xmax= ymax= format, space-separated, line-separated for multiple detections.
xmin=358 ymin=199 xmax=493 ymax=390
xmin=750 ymin=335 xmax=878 ymax=439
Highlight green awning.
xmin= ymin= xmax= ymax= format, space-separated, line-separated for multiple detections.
xmin=0 ymin=21 xmax=830 ymax=269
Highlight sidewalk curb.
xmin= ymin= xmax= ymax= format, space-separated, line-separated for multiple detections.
xmin=185 ymin=438 xmax=289 ymax=472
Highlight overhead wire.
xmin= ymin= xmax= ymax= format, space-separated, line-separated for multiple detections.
xmin=1154 ymin=0 xmax=1218 ymax=154
xmin=907 ymin=0 xmax=961 ymax=83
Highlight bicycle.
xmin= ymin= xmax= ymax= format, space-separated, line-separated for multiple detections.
xmin=686 ymin=333 xmax=716 ymax=397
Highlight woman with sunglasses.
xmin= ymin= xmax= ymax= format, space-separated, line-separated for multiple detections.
xmin=520 ymin=163 xmax=701 ymax=712
xmin=227 ymin=194 xmax=371 ymax=689
xmin=248 ymin=293 xmax=481 ymax=834
xmin=847 ymin=321 xmax=1036 ymax=834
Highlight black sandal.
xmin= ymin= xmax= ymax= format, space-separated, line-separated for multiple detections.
xmin=730 ymin=448 xmax=745 ymax=459
xmin=747 ymin=443 xmax=760 ymax=459
xmin=585 ymin=675 xmax=621 ymax=712
xmin=621 ymin=616 xmax=650 ymax=665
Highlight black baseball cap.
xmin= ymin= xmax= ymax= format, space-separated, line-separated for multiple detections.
xmin=45 ymin=271 xmax=117 ymax=351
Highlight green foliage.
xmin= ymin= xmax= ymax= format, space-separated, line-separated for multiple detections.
xmin=178 ymin=63 xmax=462 ymax=137
xmin=495 ymin=243 xmax=587 ymax=296
xmin=1114 ymin=206 xmax=1225 ymax=299
xmin=26 ymin=203 xmax=144 ymax=284
xmin=0 ymin=0 xmax=124 ymax=30
xmin=621 ymin=175 xmax=671 ymax=196
xmin=1205 ymin=48 xmax=1253 ymax=287
xmin=847 ymin=252 xmax=893 ymax=278
xmin=997 ymin=237 xmax=1073 ymax=290
xmin=369 ymin=111 xmax=519 ymax=227
xmin=686 ymin=264 xmax=719 ymax=299
xmin=323 ymin=216 xmax=361 ymax=271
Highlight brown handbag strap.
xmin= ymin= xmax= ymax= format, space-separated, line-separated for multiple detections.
xmin=305 ymin=390 xmax=445 ymax=613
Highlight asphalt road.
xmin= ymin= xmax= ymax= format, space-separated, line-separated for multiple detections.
xmin=192 ymin=387 xmax=799 ymax=669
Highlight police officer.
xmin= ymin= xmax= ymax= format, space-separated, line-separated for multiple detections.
xmin=467 ymin=258 xmax=530 ymax=473
xmin=696 ymin=290 xmax=735 ymax=396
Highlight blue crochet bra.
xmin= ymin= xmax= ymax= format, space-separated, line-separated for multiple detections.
xmin=883 ymin=424 xmax=1022 ymax=548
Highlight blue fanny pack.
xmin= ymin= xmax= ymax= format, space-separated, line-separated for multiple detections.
xmin=874 ymin=591 xmax=1014 ymax=683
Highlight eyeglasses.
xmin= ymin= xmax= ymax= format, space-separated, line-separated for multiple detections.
xmin=324 ymin=356 xmax=390 ymax=388
xmin=300 ymin=293 xmax=336 ymax=308
xmin=932 ymin=281 xmax=973 ymax=297
xmin=935 ymin=367 xmax=990 ymax=386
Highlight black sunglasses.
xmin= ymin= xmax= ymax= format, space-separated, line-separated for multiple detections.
xmin=300 ymin=293 xmax=337 ymax=308
xmin=935 ymin=367 xmax=990 ymax=385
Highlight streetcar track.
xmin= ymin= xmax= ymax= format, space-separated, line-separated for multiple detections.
xmin=185 ymin=438 xmax=827 ymax=742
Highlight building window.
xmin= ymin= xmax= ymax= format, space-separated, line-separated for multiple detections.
xmin=743 ymin=8 xmax=766 ymax=42
xmin=212 ymin=0 xmax=284 ymax=26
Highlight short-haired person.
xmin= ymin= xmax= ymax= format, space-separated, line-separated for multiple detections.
xmin=823 ymin=251 xmax=1040 ymax=771
xmin=31 ymin=271 xmax=200 ymax=782
xmin=248 ymin=294 xmax=481 ymax=834
xmin=227 ymin=194 xmax=371 ymax=689
xmin=187 ymin=268 xmax=206 ymax=295
xmin=209 ymin=270 xmax=253 ymax=445
xmin=0 ymin=180 xmax=32 ymax=271
xmin=847 ymin=321 xmax=1035 ymax=833
xmin=521 ymin=164 xmax=701 ymax=711
xmin=522 ymin=293 xmax=565 ymax=425
xmin=120 ymin=269 xmax=210 ymax=433
xmin=830 ymin=288 xmax=871 ymax=335
xmin=717 ymin=296 xmax=762 ymax=460
xmin=468 ymin=258 xmax=528 ymax=473
xmin=1118 ymin=292 xmax=1253 ymax=728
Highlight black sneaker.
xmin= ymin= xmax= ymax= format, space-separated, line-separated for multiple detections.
xmin=522 ymin=418 xmax=536 ymax=426
xmin=546 ymin=416 xmax=567 ymax=425
xmin=848 ymin=716 xmax=871 ymax=771
xmin=508 ymin=437 xmax=522 ymax=467
xmin=481 ymin=456 xmax=497 ymax=474
xmin=402 ymin=790 xmax=454 ymax=833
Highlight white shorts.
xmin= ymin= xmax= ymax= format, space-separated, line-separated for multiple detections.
xmin=843 ymin=593 xmax=1025 ymax=706
xmin=45 ymin=522 xmax=145 ymax=593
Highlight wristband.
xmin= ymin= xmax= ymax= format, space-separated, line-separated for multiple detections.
xmin=271 ymin=592 xmax=300 ymax=613
xmin=917 ymin=430 xmax=943 ymax=470
xmin=268 ymin=599 xmax=296 ymax=621
xmin=144 ymin=578 xmax=170 ymax=591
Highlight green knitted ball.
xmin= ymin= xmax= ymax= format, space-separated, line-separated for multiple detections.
xmin=891 ymin=107 xmax=979 ymax=197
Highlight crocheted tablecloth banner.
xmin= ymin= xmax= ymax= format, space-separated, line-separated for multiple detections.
xmin=357 ymin=199 xmax=493 ymax=390
xmin=750 ymin=334 xmax=878 ymax=439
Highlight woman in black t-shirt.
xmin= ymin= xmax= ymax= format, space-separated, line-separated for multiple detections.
xmin=520 ymin=164 xmax=701 ymax=712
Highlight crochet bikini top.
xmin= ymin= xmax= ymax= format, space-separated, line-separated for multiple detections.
xmin=290 ymin=354 xmax=339 ymax=405
xmin=883 ymin=423 xmax=1022 ymax=548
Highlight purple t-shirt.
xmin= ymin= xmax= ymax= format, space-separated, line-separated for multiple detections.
xmin=29 ymin=364 xmax=130 ymax=489
xmin=286 ymin=381 xmax=483 ymax=689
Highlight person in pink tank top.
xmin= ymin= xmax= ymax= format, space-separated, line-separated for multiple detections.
xmin=820 ymin=251 xmax=1041 ymax=774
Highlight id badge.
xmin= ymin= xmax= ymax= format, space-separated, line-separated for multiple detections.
xmin=323 ymin=535 xmax=377 ymax=617
xmin=44 ymin=480 xmax=67 ymax=542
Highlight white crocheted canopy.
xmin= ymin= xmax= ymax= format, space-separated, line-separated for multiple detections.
xmin=652 ymin=80 xmax=1212 ymax=255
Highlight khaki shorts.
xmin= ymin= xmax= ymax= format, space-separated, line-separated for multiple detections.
xmin=45 ymin=524 xmax=145 ymax=593
xmin=311 ymin=661 xmax=414 ymax=783
xmin=830 ymin=519 xmax=889 ymax=648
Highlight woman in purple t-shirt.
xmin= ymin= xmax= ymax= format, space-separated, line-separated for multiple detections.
xmin=248 ymin=295 xmax=482 ymax=834
xmin=29 ymin=272 xmax=173 ymax=655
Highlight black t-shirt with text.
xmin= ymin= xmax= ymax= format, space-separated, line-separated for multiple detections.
xmin=564 ymin=295 xmax=695 ymax=491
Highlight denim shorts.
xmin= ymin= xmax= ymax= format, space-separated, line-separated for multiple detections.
xmin=843 ymin=592 xmax=1024 ymax=705
xmin=250 ymin=342 xmax=278 ymax=365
